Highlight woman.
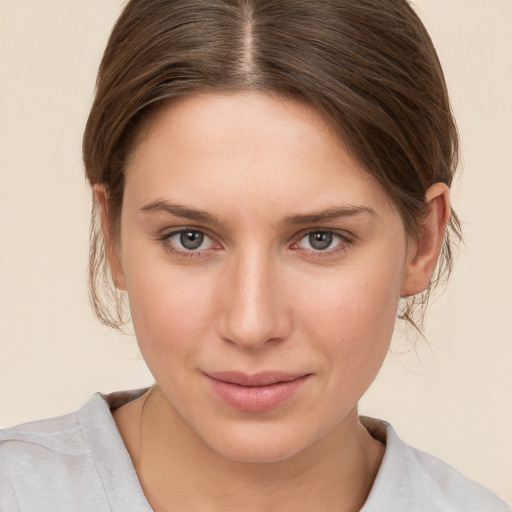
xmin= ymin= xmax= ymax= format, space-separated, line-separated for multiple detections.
xmin=0 ymin=1 xmax=509 ymax=510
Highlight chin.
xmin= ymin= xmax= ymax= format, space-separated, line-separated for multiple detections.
xmin=214 ymin=440 xmax=303 ymax=464
xmin=198 ymin=422 xmax=316 ymax=464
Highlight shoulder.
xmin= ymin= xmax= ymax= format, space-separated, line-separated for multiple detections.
xmin=0 ymin=407 xmax=94 ymax=491
xmin=0 ymin=390 xmax=149 ymax=512
xmin=400 ymin=443 xmax=510 ymax=511
xmin=0 ymin=395 xmax=110 ymax=511
xmin=361 ymin=417 xmax=511 ymax=512
xmin=0 ymin=408 xmax=86 ymax=456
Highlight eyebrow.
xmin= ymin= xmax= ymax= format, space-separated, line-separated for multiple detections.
xmin=140 ymin=200 xmax=220 ymax=225
xmin=140 ymin=200 xmax=376 ymax=226
xmin=282 ymin=205 xmax=376 ymax=225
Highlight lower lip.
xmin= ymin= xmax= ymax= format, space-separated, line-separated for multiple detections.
xmin=206 ymin=375 xmax=310 ymax=413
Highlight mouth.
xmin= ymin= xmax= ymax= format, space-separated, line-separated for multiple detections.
xmin=204 ymin=371 xmax=312 ymax=412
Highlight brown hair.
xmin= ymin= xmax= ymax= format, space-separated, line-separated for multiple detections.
xmin=83 ymin=0 xmax=461 ymax=330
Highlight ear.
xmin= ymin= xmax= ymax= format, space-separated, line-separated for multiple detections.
xmin=93 ymin=185 xmax=127 ymax=290
xmin=401 ymin=183 xmax=450 ymax=297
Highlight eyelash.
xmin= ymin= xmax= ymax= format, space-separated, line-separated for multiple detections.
xmin=158 ymin=228 xmax=220 ymax=259
xmin=158 ymin=228 xmax=353 ymax=259
xmin=291 ymin=230 xmax=352 ymax=257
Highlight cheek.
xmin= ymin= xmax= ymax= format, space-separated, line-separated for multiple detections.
xmin=293 ymin=260 xmax=403 ymax=381
xmin=123 ymin=258 xmax=219 ymax=363
xmin=299 ymin=264 xmax=401 ymax=332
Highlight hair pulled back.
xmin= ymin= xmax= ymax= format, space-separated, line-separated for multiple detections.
xmin=83 ymin=0 xmax=461 ymax=330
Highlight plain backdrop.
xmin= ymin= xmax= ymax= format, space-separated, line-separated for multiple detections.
xmin=0 ymin=0 xmax=511 ymax=503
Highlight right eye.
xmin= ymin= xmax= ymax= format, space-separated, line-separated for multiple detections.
xmin=160 ymin=228 xmax=219 ymax=256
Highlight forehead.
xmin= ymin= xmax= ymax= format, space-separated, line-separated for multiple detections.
xmin=129 ymin=92 xmax=346 ymax=170
xmin=124 ymin=92 xmax=396 ymax=222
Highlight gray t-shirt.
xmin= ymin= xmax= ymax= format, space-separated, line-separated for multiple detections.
xmin=0 ymin=390 xmax=509 ymax=511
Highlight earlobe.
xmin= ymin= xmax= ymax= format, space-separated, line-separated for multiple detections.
xmin=401 ymin=183 xmax=450 ymax=297
xmin=93 ymin=185 xmax=127 ymax=291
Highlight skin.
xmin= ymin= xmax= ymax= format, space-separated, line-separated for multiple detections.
xmin=98 ymin=92 xmax=449 ymax=512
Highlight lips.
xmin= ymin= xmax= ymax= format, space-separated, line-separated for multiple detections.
xmin=205 ymin=371 xmax=311 ymax=412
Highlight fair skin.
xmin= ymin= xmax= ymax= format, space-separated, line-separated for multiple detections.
xmin=97 ymin=92 xmax=449 ymax=512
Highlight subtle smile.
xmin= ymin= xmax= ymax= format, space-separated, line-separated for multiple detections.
xmin=204 ymin=372 xmax=312 ymax=413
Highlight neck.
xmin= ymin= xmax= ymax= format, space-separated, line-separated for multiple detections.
xmin=114 ymin=386 xmax=384 ymax=512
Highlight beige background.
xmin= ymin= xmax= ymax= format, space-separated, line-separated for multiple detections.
xmin=0 ymin=0 xmax=511 ymax=502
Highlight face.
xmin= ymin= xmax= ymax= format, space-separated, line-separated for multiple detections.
xmin=110 ymin=92 xmax=415 ymax=462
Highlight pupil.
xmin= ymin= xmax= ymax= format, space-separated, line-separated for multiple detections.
xmin=309 ymin=232 xmax=332 ymax=250
xmin=180 ymin=231 xmax=203 ymax=250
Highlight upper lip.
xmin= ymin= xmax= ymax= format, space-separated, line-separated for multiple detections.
xmin=205 ymin=371 xmax=310 ymax=387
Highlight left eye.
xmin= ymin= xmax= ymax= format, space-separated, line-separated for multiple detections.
xmin=167 ymin=230 xmax=216 ymax=251
xmin=297 ymin=231 xmax=344 ymax=251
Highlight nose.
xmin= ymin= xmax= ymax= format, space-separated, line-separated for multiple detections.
xmin=216 ymin=250 xmax=291 ymax=351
